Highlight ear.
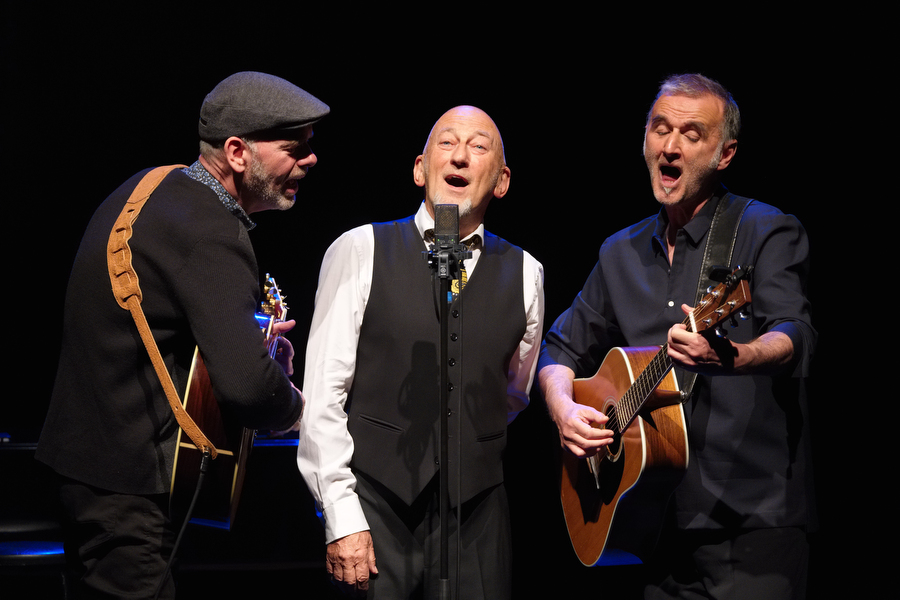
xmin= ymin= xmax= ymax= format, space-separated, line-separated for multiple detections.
xmin=223 ymin=136 xmax=252 ymax=174
xmin=413 ymin=155 xmax=426 ymax=188
xmin=493 ymin=165 xmax=511 ymax=199
xmin=716 ymin=139 xmax=738 ymax=171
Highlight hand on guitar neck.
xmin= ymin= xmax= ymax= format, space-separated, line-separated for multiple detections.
xmin=271 ymin=319 xmax=297 ymax=376
xmin=667 ymin=303 xmax=796 ymax=377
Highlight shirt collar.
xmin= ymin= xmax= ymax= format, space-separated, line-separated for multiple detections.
xmin=182 ymin=160 xmax=256 ymax=230
xmin=652 ymin=184 xmax=728 ymax=255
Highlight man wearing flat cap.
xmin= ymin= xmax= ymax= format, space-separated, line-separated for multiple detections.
xmin=37 ymin=71 xmax=328 ymax=599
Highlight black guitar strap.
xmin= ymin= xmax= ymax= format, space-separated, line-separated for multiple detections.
xmin=680 ymin=190 xmax=754 ymax=401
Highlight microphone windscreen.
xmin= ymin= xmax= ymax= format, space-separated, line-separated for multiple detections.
xmin=433 ymin=204 xmax=459 ymax=245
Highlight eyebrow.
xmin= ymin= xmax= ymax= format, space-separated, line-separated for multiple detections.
xmin=437 ymin=127 xmax=494 ymax=140
xmin=650 ymin=115 xmax=710 ymax=136
xmin=281 ymin=128 xmax=314 ymax=147
xmin=280 ymin=135 xmax=312 ymax=150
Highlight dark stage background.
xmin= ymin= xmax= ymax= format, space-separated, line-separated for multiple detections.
xmin=3 ymin=9 xmax=870 ymax=599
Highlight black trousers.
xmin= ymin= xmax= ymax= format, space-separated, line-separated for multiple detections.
xmin=643 ymin=526 xmax=810 ymax=600
xmin=58 ymin=477 xmax=175 ymax=599
xmin=356 ymin=473 xmax=512 ymax=600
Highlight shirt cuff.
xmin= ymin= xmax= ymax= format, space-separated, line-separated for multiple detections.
xmin=769 ymin=320 xmax=814 ymax=377
xmin=322 ymin=494 xmax=371 ymax=544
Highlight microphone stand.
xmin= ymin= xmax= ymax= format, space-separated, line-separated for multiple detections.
xmin=423 ymin=205 xmax=471 ymax=600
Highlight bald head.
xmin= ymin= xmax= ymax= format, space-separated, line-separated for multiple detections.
xmin=423 ymin=105 xmax=507 ymax=165
xmin=413 ymin=106 xmax=511 ymax=237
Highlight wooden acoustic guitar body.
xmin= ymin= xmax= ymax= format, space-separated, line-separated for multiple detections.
xmin=170 ymin=349 xmax=255 ymax=530
xmin=561 ymin=346 xmax=688 ymax=566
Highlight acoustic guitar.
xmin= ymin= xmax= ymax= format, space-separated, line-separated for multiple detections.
xmin=560 ymin=267 xmax=752 ymax=566
xmin=169 ymin=274 xmax=288 ymax=530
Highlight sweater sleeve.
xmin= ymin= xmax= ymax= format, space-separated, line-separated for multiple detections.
xmin=176 ymin=231 xmax=302 ymax=431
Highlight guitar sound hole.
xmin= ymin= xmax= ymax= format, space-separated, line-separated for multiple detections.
xmin=605 ymin=405 xmax=623 ymax=462
xmin=606 ymin=434 xmax=622 ymax=462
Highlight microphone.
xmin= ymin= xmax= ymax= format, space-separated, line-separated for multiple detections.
xmin=433 ymin=203 xmax=460 ymax=251
xmin=431 ymin=204 xmax=460 ymax=282
xmin=424 ymin=204 xmax=471 ymax=290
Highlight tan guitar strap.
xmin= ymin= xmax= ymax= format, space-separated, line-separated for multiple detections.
xmin=107 ymin=164 xmax=218 ymax=459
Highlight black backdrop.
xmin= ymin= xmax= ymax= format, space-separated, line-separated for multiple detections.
xmin=3 ymin=8 xmax=873 ymax=598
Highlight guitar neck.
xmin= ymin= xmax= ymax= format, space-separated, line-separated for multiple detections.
xmin=609 ymin=271 xmax=752 ymax=433
xmin=259 ymin=273 xmax=287 ymax=360
xmin=608 ymin=303 xmax=710 ymax=433
xmin=611 ymin=347 xmax=675 ymax=433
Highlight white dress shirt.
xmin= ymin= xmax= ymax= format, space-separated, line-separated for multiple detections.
xmin=297 ymin=202 xmax=544 ymax=543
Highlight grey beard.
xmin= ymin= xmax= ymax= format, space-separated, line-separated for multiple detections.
xmin=245 ymin=159 xmax=293 ymax=211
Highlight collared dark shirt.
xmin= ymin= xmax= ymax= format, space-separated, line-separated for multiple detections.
xmin=183 ymin=160 xmax=256 ymax=230
xmin=539 ymin=187 xmax=817 ymax=531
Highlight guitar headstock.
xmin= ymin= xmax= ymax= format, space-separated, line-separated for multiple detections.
xmin=260 ymin=273 xmax=288 ymax=322
xmin=689 ymin=266 xmax=752 ymax=333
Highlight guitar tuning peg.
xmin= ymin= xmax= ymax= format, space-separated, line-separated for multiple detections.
xmin=714 ymin=327 xmax=727 ymax=338
xmin=738 ymin=311 xmax=750 ymax=321
xmin=729 ymin=316 xmax=738 ymax=328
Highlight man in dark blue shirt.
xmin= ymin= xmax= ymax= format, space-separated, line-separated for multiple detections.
xmin=538 ymin=74 xmax=815 ymax=599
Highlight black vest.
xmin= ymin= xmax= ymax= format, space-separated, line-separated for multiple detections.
xmin=347 ymin=216 xmax=526 ymax=506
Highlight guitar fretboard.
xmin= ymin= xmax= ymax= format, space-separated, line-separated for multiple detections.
xmin=604 ymin=274 xmax=749 ymax=434
xmin=607 ymin=346 xmax=676 ymax=434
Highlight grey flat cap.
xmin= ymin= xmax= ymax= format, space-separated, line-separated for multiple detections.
xmin=199 ymin=71 xmax=330 ymax=142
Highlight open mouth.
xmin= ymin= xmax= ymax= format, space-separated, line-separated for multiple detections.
xmin=445 ymin=175 xmax=468 ymax=188
xmin=660 ymin=165 xmax=681 ymax=185
xmin=283 ymin=178 xmax=301 ymax=194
